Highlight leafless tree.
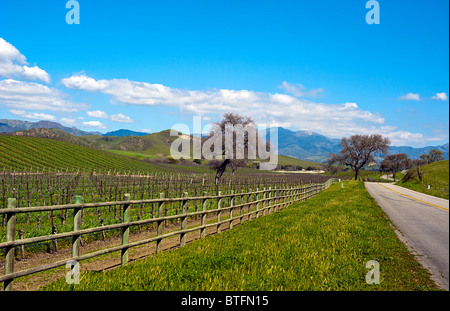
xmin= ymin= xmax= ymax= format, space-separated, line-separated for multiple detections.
xmin=380 ymin=153 xmax=411 ymax=181
xmin=205 ymin=113 xmax=256 ymax=185
xmin=328 ymin=134 xmax=390 ymax=180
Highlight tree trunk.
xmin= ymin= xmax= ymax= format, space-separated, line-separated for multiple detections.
xmin=215 ymin=159 xmax=231 ymax=185
xmin=354 ymin=167 xmax=359 ymax=181
xmin=416 ymin=166 xmax=422 ymax=182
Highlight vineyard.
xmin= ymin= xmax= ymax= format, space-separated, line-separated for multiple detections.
xmin=0 ymin=170 xmax=339 ymax=256
xmin=0 ymin=135 xmax=163 ymax=173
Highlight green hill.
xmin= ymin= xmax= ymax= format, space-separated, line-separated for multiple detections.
xmin=277 ymin=155 xmax=323 ymax=169
xmin=80 ymin=129 xmax=180 ymax=156
xmin=0 ymin=135 xmax=163 ymax=173
xmin=398 ymin=160 xmax=449 ymax=199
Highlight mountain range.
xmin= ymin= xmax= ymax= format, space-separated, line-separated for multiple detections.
xmin=0 ymin=119 xmax=448 ymax=163
xmin=0 ymin=119 xmax=103 ymax=136
xmin=270 ymin=127 xmax=449 ymax=162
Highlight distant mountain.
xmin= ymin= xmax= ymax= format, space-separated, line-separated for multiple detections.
xmin=269 ymin=127 xmax=449 ymax=163
xmin=389 ymin=144 xmax=449 ymax=160
xmin=0 ymin=119 xmax=102 ymax=136
xmin=268 ymin=127 xmax=341 ymax=162
xmin=103 ymin=129 xmax=149 ymax=137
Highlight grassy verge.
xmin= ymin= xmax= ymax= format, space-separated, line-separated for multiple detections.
xmin=396 ymin=160 xmax=449 ymax=200
xmin=396 ymin=181 xmax=449 ymax=200
xmin=42 ymin=181 xmax=438 ymax=291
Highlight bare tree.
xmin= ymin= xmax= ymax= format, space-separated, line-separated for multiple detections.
xmin=205 ymin=113 xmax=255 ymax=185
xmin=328 ymin=134 xmax=390 ymax=180
xmin=380 ymin=153 xmax=411 ymax=181
xmin=326 ymin=154 xmax=343 ymax=175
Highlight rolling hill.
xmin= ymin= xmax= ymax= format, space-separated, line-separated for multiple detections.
xmin=398 ymin=160 xmax=449 ymax=199
xmin=0 ymin=134 xmax=163 ymax=172
xmin=2 ymin=118 xmax=448 ymax=165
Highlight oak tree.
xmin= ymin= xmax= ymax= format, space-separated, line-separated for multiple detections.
xmin=328 ymin=134 xmax=390 ymax=180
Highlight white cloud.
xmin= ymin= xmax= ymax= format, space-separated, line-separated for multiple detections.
xmin=60 ymin=117 xmax=82 ymax=126
xmin=279 ymin=81 xmax=324 ymax=98
xmin=399 ymin=92 xmax=420 ymax=101
xmin=61 ymin=74 xmax=107 ymax=91
xmin=0 ymin=79 xmax=85 ymax=112
xmin=9 ymin=109 xmax=56 ymax=121
xmin=0 ymin=38 xmax=50 ymax=84
xmin=87 ymin=110 xmax=109 ymax=118
xmin=83 ymin=121 xmax=106 ymax=129
xmin=62 ymin=74 xmax=437 ymax=146
xmin=110 ymin=113 xmax=133 ymax=123
xmin=432 ymin=92 xmax=448 ymax=101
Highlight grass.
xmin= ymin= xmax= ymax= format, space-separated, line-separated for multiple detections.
xmin=397 ymin=160 xmax=449 ymax=200
xmin=105 ymin=149 xmax=160 ymax=161
xmin=42 ymin=181 xmax=438 ymax=291
xmin=276 ymin=155 xmax=322 ymax=169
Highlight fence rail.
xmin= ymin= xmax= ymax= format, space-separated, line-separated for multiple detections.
xmin=0 ymin=178 xmax=338 ymax=291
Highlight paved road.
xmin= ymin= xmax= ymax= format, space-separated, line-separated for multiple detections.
xmin=365 ymin=182 xmax=449 ymax=290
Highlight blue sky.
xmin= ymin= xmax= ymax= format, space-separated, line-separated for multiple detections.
xmin=0 ymin=0 xmax=448 ymax=147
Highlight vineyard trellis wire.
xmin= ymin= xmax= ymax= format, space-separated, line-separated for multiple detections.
xmin=0 ymin=176 xmax=339 ymax=291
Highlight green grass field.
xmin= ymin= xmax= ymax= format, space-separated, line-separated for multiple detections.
xmin=42 ymin=181 xmax=438 ymax=291
xmin=397 ymin=160 xmax=449 ymax=199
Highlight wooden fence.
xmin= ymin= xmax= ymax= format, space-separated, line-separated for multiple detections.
xmin=0 ymin=178 xmax=338 ymax=291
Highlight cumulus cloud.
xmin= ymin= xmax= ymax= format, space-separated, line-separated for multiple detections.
xmin=432 ymin=92 xmax=448 ymax=101
xmin=62 ymin=74 xmax=436 ymax=146
xmin=0 ymin=38 xmax=51 ymax=84
xmin=399 ymin=92 xmax=420 ymax=101
xmin=0 ymin=79 xmax=85 ymax=112
xmin=9 ymin=109 xmax=56 ymax=121
xmin=110 ymin=113 xmax=133 ymax=123
xmin=87 ymin=110 xmax=109 ymax=118
xmin=60 ymin=117 xmax=84 ymax=126
xmin=83 ymin=121 xmax=106 ymax=129
xmin=278 ymin=81 xmax=324 ymax=98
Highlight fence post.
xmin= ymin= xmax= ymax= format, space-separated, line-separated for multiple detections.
xmin=121 ymin=193 xmax=131 ymax=266
xmin=255 ymin=189 xmax=259 ymax=218
xmin=217 ymin=191 xmax=222 ymax=233
xmin=180 ymin=192 xmax=189 ymax=247
xmin=262 ymin=188 xmax=266 ymax=216
xmin=4 ymin=198 xmax=16 ymax=291
xmin=18 ymin=229 xmax=24 ymax=261
xmin=200 ymin=191 xmax=208 ymax=239
xmin=156 ymin=193 xmax=165 ymax=253
xmin=268 ymin=187 xmax=272 ymax=213
xmin=229 ymin=190 xmax=235 ymax=229
xmin=72 ymin=196 xmax=82 ymax=259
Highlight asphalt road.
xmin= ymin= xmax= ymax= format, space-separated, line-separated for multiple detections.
xmin=365 ymin=182 xmax=449 ymax=290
